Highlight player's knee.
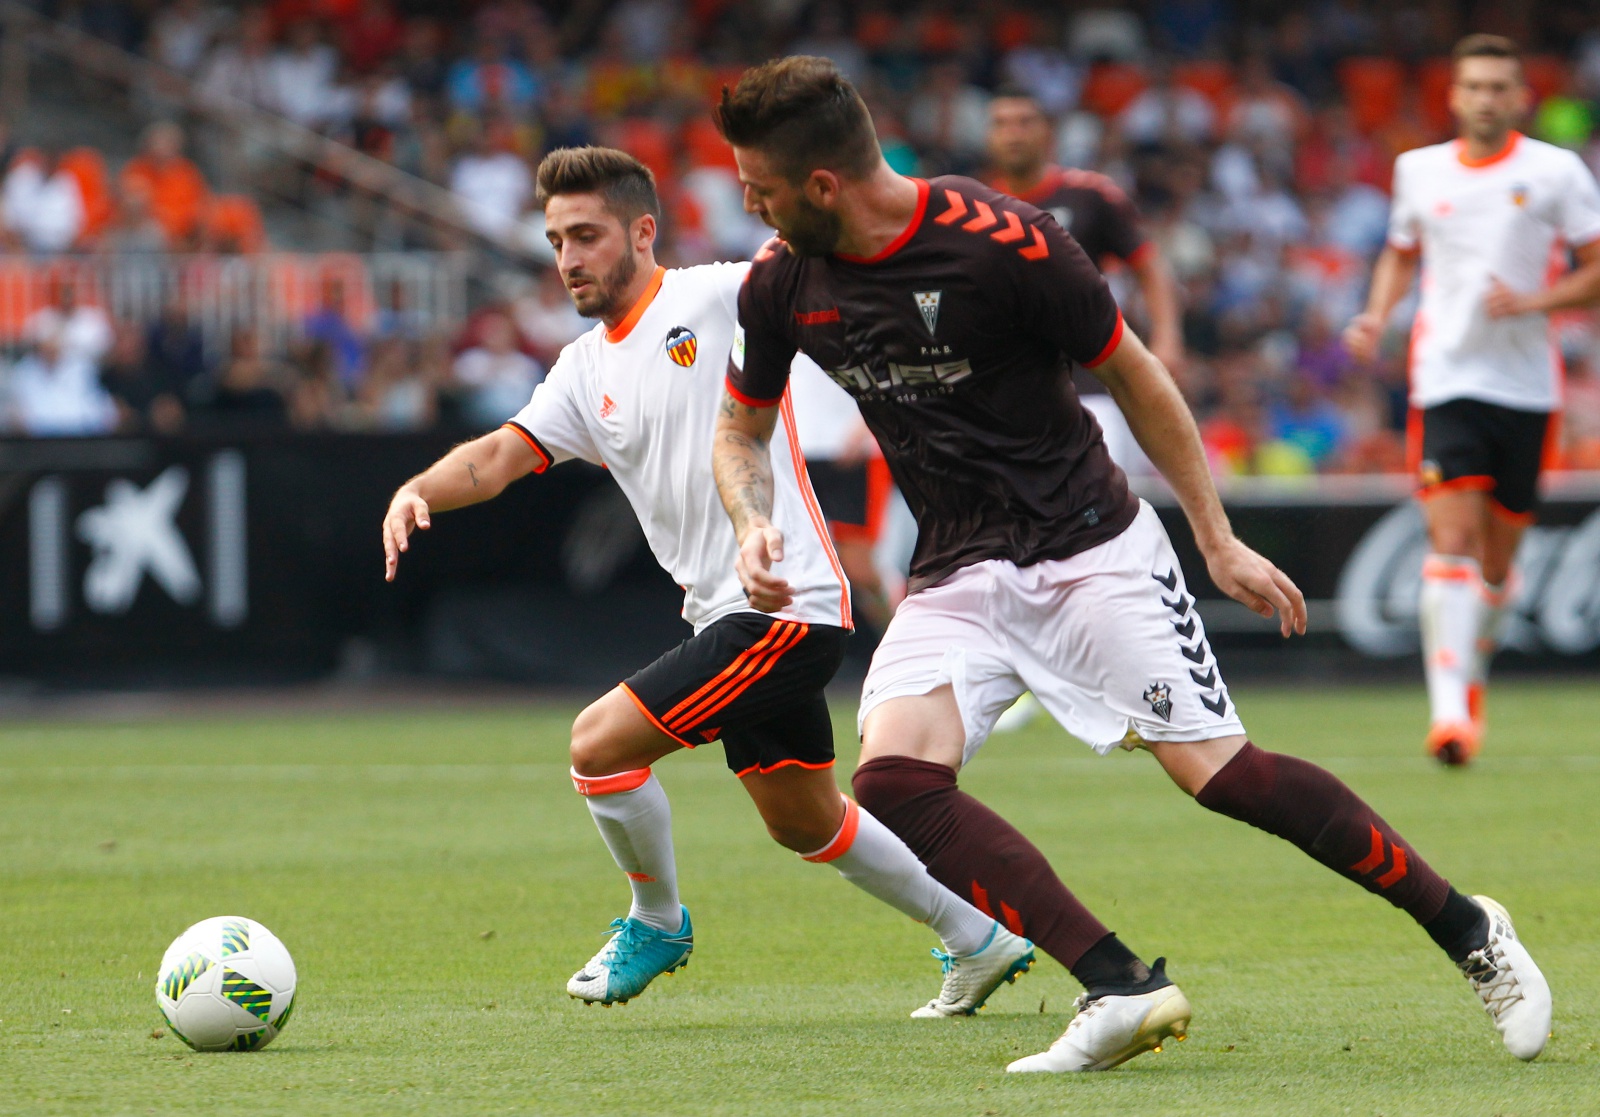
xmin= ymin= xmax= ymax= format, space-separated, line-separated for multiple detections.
xmin=1427 ymin=521 xmax=1482 ymax=560
xmin=568 ymin=704 xmax=617 ymax=778
xmin=765 ymin=818 xmax=832 ymax=853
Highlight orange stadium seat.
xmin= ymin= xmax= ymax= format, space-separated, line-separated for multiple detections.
xmin=1338 ymin=57 xmax=1405 ymax=134
xmin=1174 ymin=60 xmax=1236 ymax=115
xmin=684 ymin=117 xmax=738 ymax=171
xmin=202 ymin=195 xmax=268 ymax=254
xmin=1524 ymin=55 xmax=1568 ymax=105
xmin=1417 ymin=57 xmax=1455 ymax=135
xmin=992 ymin=10 xmax=1039 ymax=54
xmin=1081 ymin=63 xmax=1148 ymax=118
xmin=616 ymin=118 xmax=675 ymax=187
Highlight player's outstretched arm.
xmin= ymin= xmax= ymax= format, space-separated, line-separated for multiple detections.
xmin=712 ymin=391 xmax=793 ymax=612
xmin=382 ymin=427 xmax=540 ymax=582
xmin=1343 ymin=245 xmax=1419 ymax=364
xmin=1089 ymin=328 xmax=1308 ymax=638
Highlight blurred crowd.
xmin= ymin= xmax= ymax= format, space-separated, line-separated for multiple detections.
xmin=8 ymin=0 xmax=1600 ymax=470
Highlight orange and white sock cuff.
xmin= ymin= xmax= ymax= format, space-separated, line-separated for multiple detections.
xmin=799 ymin=795 xmax=861 ymax=863
xmin=1421 ymin=554 xmax=1483 ymax=584
xmin=570 ymin=766 xmax=653 ymax=797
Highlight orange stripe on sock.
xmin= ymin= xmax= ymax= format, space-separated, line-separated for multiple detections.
xmin=1349 ymin=825 xmax=1386 ymax=875
xmin=1421 ymin=556 xmax=1480 ymax=583
xmin=1375 ymin=845 xmax=1408 ymax=889
xmin=970 ymin=880 xmax=995 ymax=919
xmin=801 ymin=796 xmax=861 ymax=863
xmin=570 ymin=766 xmax=652 ymax=797
xmin=661 ymin=622 xmax=785 ymax=726
xmin=668 ymin=622 xmax=806 ymax=732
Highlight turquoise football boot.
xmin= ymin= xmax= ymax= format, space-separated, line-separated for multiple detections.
xmin=567 ymin=906 xmax=693 ymax=1005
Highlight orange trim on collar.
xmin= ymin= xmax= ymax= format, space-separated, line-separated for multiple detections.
xmin=836 ymin=179 xmax=930 ymax=264
xmin=997 ymin=166 xmax=1062 ymax=205
xmin=1456 ymin=131 xmax=1521 ymax=169
xmin=603 ymin=265 xmax=667 ymax=343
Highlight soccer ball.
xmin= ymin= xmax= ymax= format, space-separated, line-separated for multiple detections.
xmin=155 ymin=916 xmax=297 ymax=1052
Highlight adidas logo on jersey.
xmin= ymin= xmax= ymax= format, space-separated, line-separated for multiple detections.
xmin=600 ymin=394 xmax=617 ymax=419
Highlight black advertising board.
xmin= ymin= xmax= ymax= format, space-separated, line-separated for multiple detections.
xmin=2 ymin=437 xmax=1598 ymax=685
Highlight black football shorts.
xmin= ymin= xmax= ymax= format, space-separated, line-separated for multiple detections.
xmin=621 ymin=613 xmax=848 ymax=777
xmin=1416 ymin=398 xmax=1552 ymax=518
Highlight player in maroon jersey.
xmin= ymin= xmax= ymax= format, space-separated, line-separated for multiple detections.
xmin=708 ymin=56 xmax=1550 ymax=1072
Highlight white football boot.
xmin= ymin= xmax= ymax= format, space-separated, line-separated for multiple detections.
xmin=1459 ymin=896 xmax=1551 ymax=1060
xmin=910 ymin=923 xmax=1036 ymax=1017
xmin=1007 ymin=967 xmax=1191 ymax=1073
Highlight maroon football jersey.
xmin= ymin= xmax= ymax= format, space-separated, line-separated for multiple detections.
xmin=998 ymin=165 xmax=1150 ymax=271
xmin=728 ymin=175 xmax=1138 ymax=593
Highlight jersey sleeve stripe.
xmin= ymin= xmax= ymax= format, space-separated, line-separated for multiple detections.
xmin=724 ymin=375 xmax=784 ymax=409
xmin=1082 ymin=310 xmax=1125 ymax=369
xmin=501 ymin=421 xmax=554 ymax=473
xmin=780 ymin=390 xmax=854 ymax=630
xmin=1123 ymin=241 xmax=1156 ymax=267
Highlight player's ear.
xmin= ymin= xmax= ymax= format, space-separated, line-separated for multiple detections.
xmin=804 ymin=169 xmax=841 ymax=209
xmin=633 ymin=212 xmax=657 ymax=251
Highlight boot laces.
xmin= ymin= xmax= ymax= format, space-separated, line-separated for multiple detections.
xmin=1460 ymin=943 xmax=1524 ymax=1018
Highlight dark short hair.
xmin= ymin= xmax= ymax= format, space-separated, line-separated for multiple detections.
xmin=714 ymin=56 xmax=880 ymax=183
xmin=1453 ymin=33 xmax=1521 ymax=69
xmin=535 ymin=146 xmax=660 ymax=223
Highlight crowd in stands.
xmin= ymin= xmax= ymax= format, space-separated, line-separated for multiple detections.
xmin=5 ymin=0 xmax=1600 ymax=473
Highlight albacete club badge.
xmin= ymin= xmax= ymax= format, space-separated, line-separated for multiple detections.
xmin=1143 ymin=682 xmax=1173 ymax=722
xmin=666 ymin=326 xmax=697 ymax=367
xmin=914 ymin=291 xmax=942 ymax=337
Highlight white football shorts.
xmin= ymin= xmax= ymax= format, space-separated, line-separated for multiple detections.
xmin=857 ymin=500 xmax=1247 ymax=764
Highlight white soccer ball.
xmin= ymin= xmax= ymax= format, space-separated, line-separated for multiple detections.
xmin=155 ymin=916 xmax=297 ymax=1052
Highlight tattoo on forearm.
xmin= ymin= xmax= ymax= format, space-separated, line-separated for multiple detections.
xmin=713 ymin=430 xmax=773 ymax=534
xmin=467 ymin=462 xmax=479 ymax=488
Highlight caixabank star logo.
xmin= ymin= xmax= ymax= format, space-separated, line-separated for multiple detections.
xmin=666 ymin=326 xmax=697 ymax=367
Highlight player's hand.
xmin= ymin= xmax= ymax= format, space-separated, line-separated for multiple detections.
xmin=382 ymin=488 xmax=431 ymax=582
xmin=1342 ymin=311 xmax=1384 ymax=364
xmin=1485 ymin=276 xmax=1530 ymax=319
xmin=735 ymin=520 xmax=794 ymax=613
xmin=1203 ymin=535 xmax=1308 ymax=638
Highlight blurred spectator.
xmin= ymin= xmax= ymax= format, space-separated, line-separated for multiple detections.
xmin=287 ymin=339 xmax=344 ymax=429
xmin=145 ymin=296 xmax=210 ymax=406
xmin=3 ymin=148 xmax=85 ymax=253
xmin=26 ymin=279 xmax=114 ymax=366
xmin=451 ymin=308 xmax=542 ymax=429
xmin=1226 ymin=55 xmax=1310 ymax=149
xmin=339 ymin=0 xmax=403 ymax=75
xmin=394 ymin=18 xmax=447 ymax=99
xmin=303 ymin=277 xmax=368 ymax=392
xmin=1119 ymin=62 xmax=1216 ymax=147
xmin=449 ymin=117 xmax=531 ymax=239
xmin=1000 ymin=14 xmax=1081 ymax=117
xmin=100 ymin=322 xmax=188 ymax=434
xmin=446 ymin=37 xmax=539 ymax=114
xmin=4 ymin=338 xmax=117 ymax=436
xmin=908 ymin=61 xmax=991 ymax=173
xmin=121 ymin=122 xmax=209 ymax=249
xmin=196 ymin=5 xmax=279 ymax=114
xmin=270 ymin=19 xmax=341 ymax=129
xmin=791 ymin=4 xmax=869 ymax=85
xmin=358 ymin=335 xmax=437 ymax=429
xmin=147 ymin=0 xmax=221 ymax=76
xmin=512 ymin=267 xmax=589 ymax=368
xmin=1267 ymin=375 xmax=1346 ymax=468
xmin=208 ymin=327 xmax=289 ymax=427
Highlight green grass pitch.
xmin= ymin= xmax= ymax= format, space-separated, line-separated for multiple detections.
xmin=2 ymin=680 xmax=1597 ymax=1116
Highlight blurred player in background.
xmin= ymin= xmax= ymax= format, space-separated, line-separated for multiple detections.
xmin=786 ymin=357 xmax=899 ymax=631
xmin=715 ymin=56 xmax=1551 ymax=1074
xmin=382 ymin=146 xmax=1033 ymax=1020
xmin=1345 ymin=35 xmax=1600 ymax=765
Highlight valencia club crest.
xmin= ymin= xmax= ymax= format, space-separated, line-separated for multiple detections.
xmin=666 ymin=326 xmax=697 ymax=367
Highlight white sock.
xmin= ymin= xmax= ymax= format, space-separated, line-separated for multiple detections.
xmin=800 ymin=796 xmax=996 ymax=956
xmin=571 ymin=768 xmax=682 ymax=932
xmin=1473 ymin=579 xmax=1512 ymax=686
xmin=1419 ymin=554 xmax=1484 ymax=725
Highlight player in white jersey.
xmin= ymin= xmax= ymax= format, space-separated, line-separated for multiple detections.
xmin=380 ymin=147 xmax=1033 ymax=1017
xmin=1345 ymin=35 xmax=1600 ymax=765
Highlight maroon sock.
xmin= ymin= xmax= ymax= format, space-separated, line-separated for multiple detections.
xmin=853 ymin=755 xmax=1113 ymax=972
xmin=1195 ymin=743 xmax=1451 ymax=924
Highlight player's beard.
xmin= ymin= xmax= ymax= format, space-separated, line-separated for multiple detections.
xmin=568 ymin=250 xmax=639 ymax=320
xmin=779 ymin=195 xmax=843 ymax=258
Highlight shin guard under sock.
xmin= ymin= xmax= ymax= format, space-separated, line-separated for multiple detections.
xmin=1195 ymin=743 xmax=1451 ymax=926
xmin=853 ymin=755 xmax=1115 ymax=973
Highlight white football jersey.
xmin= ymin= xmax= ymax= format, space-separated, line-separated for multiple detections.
xmin=1388 ymin=132 xmax=1600 ymax=411
xmin=506 ymin=263 xmax=852 ymax=634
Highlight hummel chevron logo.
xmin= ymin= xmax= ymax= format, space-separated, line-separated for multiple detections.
xmin=1172 ymin=616 xmax=1196 ymax=640
xmin=1152 ymin=569 xmax=1178 ymax=590
xmin=1189 ymin=666 xmax=1216 ymax=688
xmin=1180 ymin=641 xmax=1208 ymax=664
xmin=932 ymin=189 xmax=1052 ymax=261
xmin=1200 ymin=691 xmax=1230 ymax=716
xmin=1163 ymin=594 xmax=1191 ymax=617
xmin=1349 ymin=825 xmax=1409 ymax=889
